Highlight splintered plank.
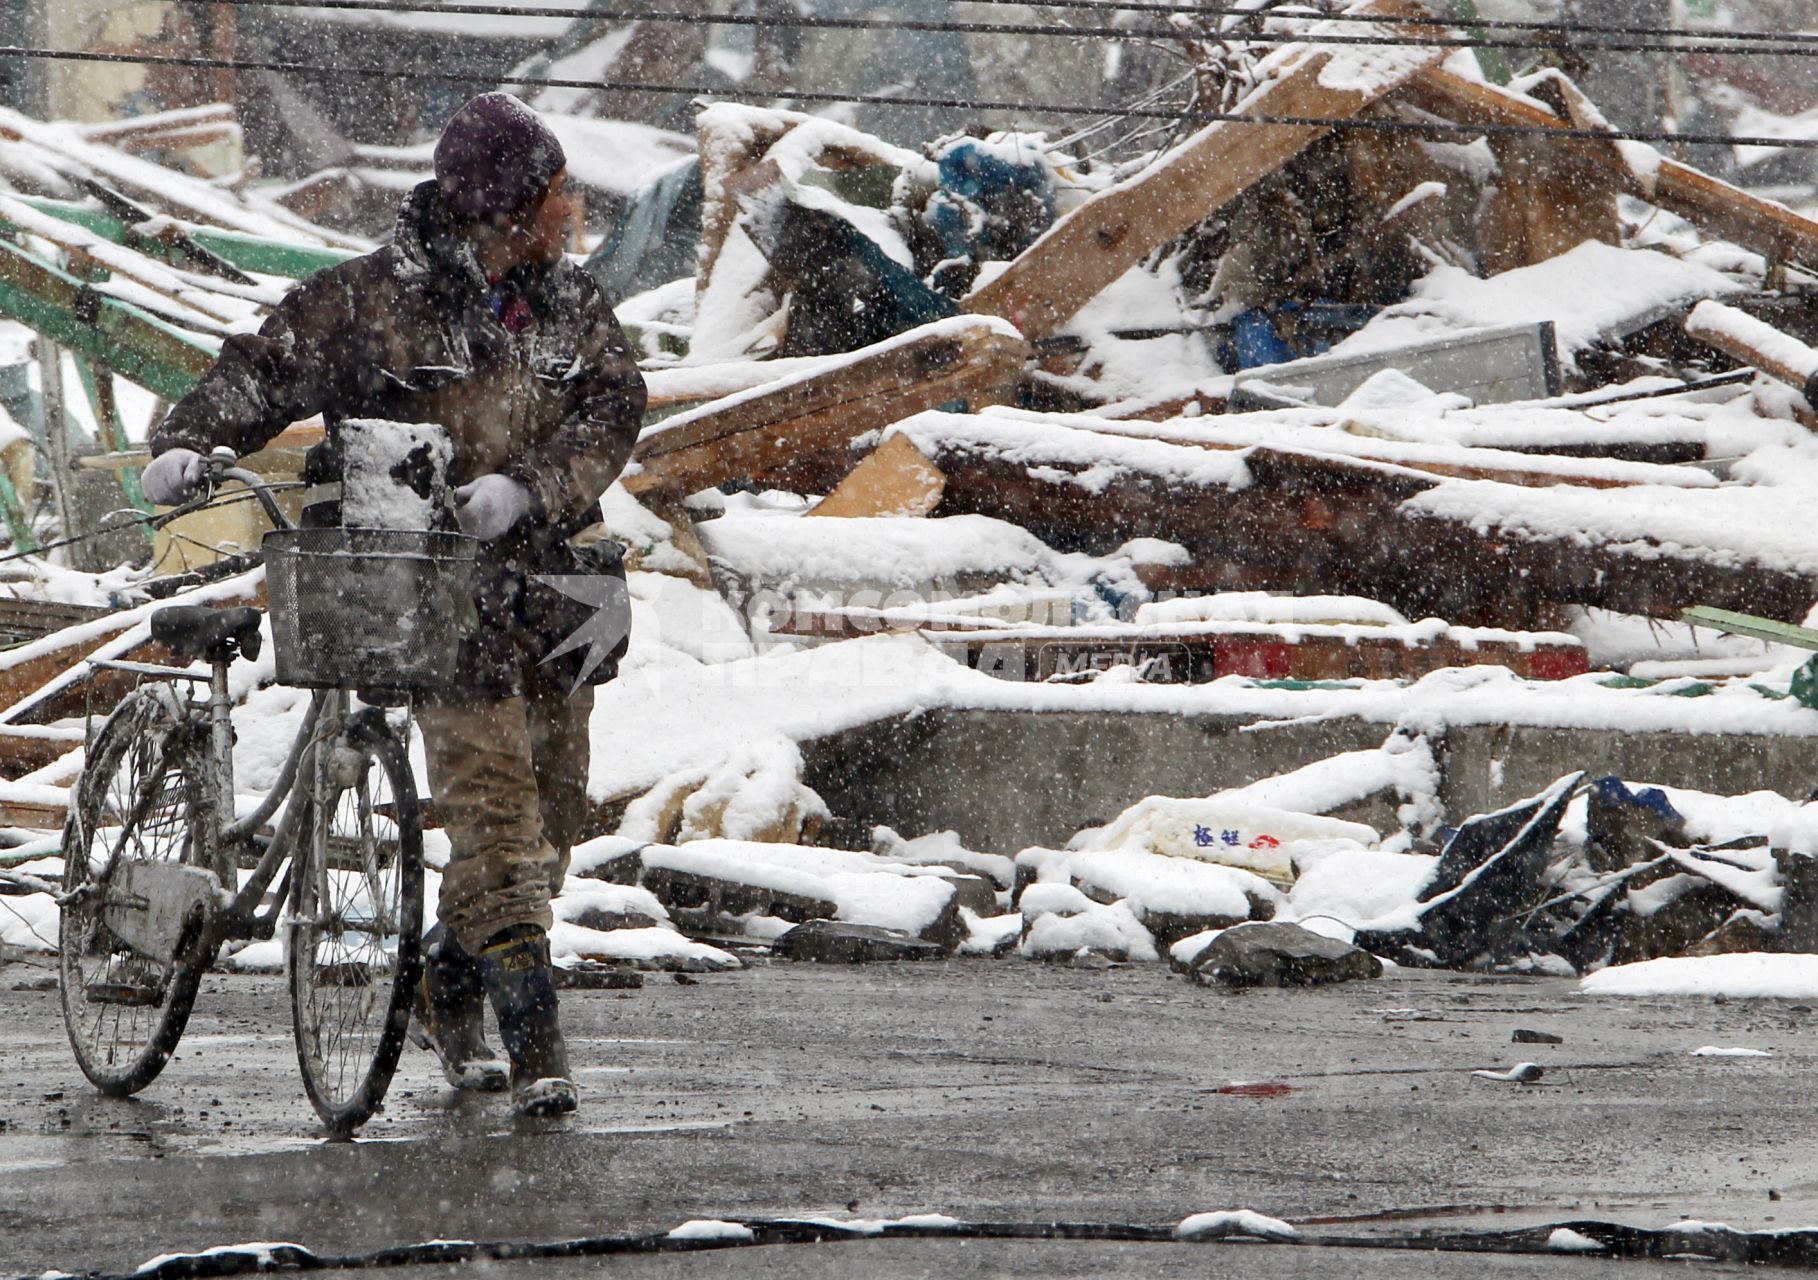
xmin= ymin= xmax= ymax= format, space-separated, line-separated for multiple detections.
xmin=963 ymin=0 xmax=1444 ymax=339
xmin=624 ymin=317 xmax=1029 ymax=497
xmin=1404 ymin=67 xmax=1818 ymax=272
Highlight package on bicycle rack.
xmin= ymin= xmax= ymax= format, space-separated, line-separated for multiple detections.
xmin=265 ymin=420 xmax=476 ymax=691
xmin=339 ymin=419 xmax=456 ymax=530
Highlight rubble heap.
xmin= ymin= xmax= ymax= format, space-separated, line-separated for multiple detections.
xmin=12 ymin=4 xmax=1818 ymax=988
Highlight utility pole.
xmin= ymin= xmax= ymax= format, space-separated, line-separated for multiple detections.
xmin=36 ymin=338 xmax=77 ymax=560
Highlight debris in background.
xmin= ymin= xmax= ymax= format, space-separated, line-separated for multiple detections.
xmin=626 ymin=318 xmax=1029 ymax=497
xmin=774 ymin=920 xmax=946 ymax=964
xmin=1226 ymin=322 xmax=1562 ymax=409
xmin=11 ymin=10 xmax=1818 ymax=996
xmin=1184 ymin=921 xmax=1384 ymax=989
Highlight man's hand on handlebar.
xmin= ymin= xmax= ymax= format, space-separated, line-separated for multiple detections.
xmin=141 ymin=447 xmax=209 ymax=506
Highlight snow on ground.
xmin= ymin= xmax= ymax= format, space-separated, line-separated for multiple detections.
xmin=1582 ymin=954 xmax=1818 ymax=999
xmin=642 ymin=839 xmax=960 ymax=937
xmin=1278 ymin=849 xmax=1440 ymax=938
xmin=1021 ymin=845 xmax=1281 ymax=921
xmin=1174 ymin=1210 xmax=1299 ymax=1241
xmin=1019 ymin=894 xmax=1158 ymax=961
xmin=697 ymin=511 xmax=1063 ymax=598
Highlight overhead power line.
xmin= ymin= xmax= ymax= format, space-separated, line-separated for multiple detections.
xmin=202 ymin=0 xmax=1818 ymax=48
xmin=10 ymin=41 xmax=1818 ymax=149
xmin=194 ymin=0 xmax=1818 ymax=58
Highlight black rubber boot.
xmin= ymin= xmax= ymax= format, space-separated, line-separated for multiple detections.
xmin=477 ymin=924 xmax=577 ymax=1116
xmin=410 ymin=923 xmax=509 ymax=1092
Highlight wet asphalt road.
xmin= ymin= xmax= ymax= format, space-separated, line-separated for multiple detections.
xmin=3 ymin=956 xmax=1816 ymax=1277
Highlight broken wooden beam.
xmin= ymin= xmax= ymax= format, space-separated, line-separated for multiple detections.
xmin=964 ymin=0 xmax=1444 ymax=340
xmin=78 ymin=104 xmax=237 ymax=149
xmin=0 ymin=724 xmax=85 ymax=779
xmin=882 ymin=412 xmax=1818 ymax=627
xmin=0 ymin=598 xmax=113 ymax=647
xmin=625 ymin=317 xmax=1030 ymax=498
xmin=0 ymin=786 xmax=69 ymax=831
xmin=1685 ymin=300 xmax=1818 ymax=403
xmin=833 ymin=404 xmax=1715 ymax=508
xmin=1402 ymin=67 xmax=1818 ymax=274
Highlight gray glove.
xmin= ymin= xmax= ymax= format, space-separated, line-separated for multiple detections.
xmin=454 ymin=474 xmax=532 ymax=541
xmin=141 ymin=447 xmax=206 ymax=506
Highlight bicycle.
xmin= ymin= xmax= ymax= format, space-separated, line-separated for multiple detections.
xmin=57 ymin=448 xmax=453 ymax=1135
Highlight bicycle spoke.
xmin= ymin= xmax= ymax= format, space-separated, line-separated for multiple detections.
xmin=290 ymin=718 xmax=421 ymax=1133
xmin=61 ymin=688 xmax=212 ymax=1097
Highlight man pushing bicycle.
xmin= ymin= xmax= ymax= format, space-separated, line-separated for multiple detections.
xmin=140 ymin=93 xmax=647 ymax=1117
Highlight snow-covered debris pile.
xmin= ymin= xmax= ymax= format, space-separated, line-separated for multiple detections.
xmin=573 ymin=835 xmax=988 ymax=949
xmin=21 ymin=11 xmax=1818 ymax=1002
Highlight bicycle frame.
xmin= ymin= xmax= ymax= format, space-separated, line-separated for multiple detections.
xmin=81 ymin=456 xmax=362 ymax=950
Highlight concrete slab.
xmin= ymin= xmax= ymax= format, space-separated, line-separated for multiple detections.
xmin=803 ymin=709 xmax=1818 ymax=851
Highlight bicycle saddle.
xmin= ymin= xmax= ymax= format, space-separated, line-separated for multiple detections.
xmin=150 ymin=605 xmax=264 ymax=662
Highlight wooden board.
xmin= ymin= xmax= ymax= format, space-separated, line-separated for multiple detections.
xmin=1037 ymin=412 xmax=1680 ymax=491
xmin=0 ymin=724 xmax=85 ymax=778
xmin=1479 ymin=135 xmax=1620 ymax=274
xmin=963 ymin=0 xmax=1444 ymax=339
xmin=625 ymin=320 xmax=1029 ymax=497
xmin=0 ymin=794 xmax=67 ymax=831
xmin=0 ymin=578 xmax=264 ymax=727
xmin=80 ymin=419 xmax=325 ymax=471
xmin=809 ymin=432 xmax=949 ymax=518
xmin=0 ymin=598 xmax=113 ymax=647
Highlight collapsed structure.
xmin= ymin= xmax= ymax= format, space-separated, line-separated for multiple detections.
xmin=8 ymin=2 xmax=1818 ymax=985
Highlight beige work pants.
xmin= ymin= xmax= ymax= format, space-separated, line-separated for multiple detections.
xmin=418 ymin=680 xmax=595 ymax=953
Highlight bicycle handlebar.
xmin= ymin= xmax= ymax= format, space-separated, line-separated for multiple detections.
xmin=204 ymin=447 xmax=295 ymax=532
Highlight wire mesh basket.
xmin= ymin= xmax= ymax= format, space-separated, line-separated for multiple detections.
xmin=263 ymin=527 xmax=478 ymax=690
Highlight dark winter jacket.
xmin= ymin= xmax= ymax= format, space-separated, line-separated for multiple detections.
xmin=152 ymin=181 xmax=647 ymax=696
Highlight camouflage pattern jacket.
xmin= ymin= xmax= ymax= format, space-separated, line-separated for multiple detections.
xmin=153 ymin=181 xmax=647 ymax=695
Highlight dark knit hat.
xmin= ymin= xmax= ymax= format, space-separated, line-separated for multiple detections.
xmin=433 ymin=93 xmax=567 ymax=224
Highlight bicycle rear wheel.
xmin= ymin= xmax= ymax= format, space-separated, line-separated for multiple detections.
xmin=289 ymin=707 xmax=424 ymax=1134
xmin=60 ymin=684 xmax=217 ymax=1097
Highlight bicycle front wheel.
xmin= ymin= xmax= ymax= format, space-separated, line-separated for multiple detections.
xmin=289 ymin=708 xmax=424 ymax=1134
xmin=60 ymin=684 xmax=217 ymax=1097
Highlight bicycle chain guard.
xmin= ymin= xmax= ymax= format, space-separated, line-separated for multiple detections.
xmin=101 ymin=861 xmax=223 ymax=965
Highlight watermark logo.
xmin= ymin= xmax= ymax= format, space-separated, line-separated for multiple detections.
xmin=535 ymin=574 xmax=632 ymax=693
